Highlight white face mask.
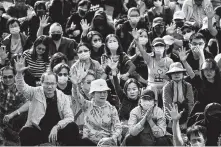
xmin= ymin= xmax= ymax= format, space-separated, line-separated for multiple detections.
xmin=154 ymin=1 xmax=162 ymax=7
xmin=108 ymin=42 xmax=119 ymax=50
xmin=139 ymin=37 xmax=148 ymax=45
xmin=183 ymin=32 xmax=193 ymax=40
xmin=78 ymin=52 xmax=90 ymax=60
xmin=58 ymin=76 xmax=68 ymax=84
xmin=130 ymin=17 xmax=140 ymax=24
xmin=93 ymin=41 xmax=102 ymax=48
xmin=154 ymin=47 xmax=165 ymax=56
xmin=10 ymin=27 xmax=20 ymax=35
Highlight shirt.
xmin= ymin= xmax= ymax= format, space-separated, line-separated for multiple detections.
xmin=191 ymin=2 xmax=207 ymax=26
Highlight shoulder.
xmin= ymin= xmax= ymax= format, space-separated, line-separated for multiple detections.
xmin=130 ymin=106 xmax=140 ymax=114
xmin=154 ymin=106 xmax=164 ymax=116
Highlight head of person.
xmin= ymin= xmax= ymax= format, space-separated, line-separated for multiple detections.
xmin=81 ymin=71 xmax=95 ymax=96
xmin=123 ymin=78 xmax=141 ymax=100
xmin=41 ymin=71 xmax=58 ymax=95
xmin=31 ymin=35 xmax=49 ymax=62
xmin=105 ymin=34 xmax=123 ymax=57
xmin=87 ymin=31 xmax=103 ymax=49
xmin=0 ymin=3 xmax=6 ymax=17
xmin=34 ymin=1 xmax=46 ymax=17
xmin=78 ymin=0 xmax=91 ymax=17
xmin=201 ymin=59 xmax=220 ymax=82
xmin=215 ymin=6 xmax=221 ymax=23
xmin=127 ymin=7 xmax=140 ymax=25
xmin=189 ymin=33 xmax=206 ymax=53
xmin=173 ymin=11 xmax=185 ymax=28
xmin=49 ymin=23 xmax=63 ymax=41
xmin=153 ymin=17 xmax=165 ymax=36
xmin=181 ymin=22 xmax=196 ymax=40
xmin=153 ymin=0 xmax=163 ymax=8
xmin=89 ymin=79 xmax=110 ymax=105
xmin=214 ymin=54 xmax=221 ymax=73
xmin=7 ymin=18 xmax=21 ymax=35
xmin=49 ymin=52 xmax=68 ymax=71
xmin=53 ymin=63 xmax=70 ymax=85
xmin=76 ymin=42 xmax=91 ymax=61
xmin=152 ymin=37 xmax=166 ymax=58
xmin=187 ymin=125 xmax=207 ymax=146
xmin=166 ymin=62 xmax=186 ymax=82
xmin=139 ymin=89 xmax=156 ymax=111
xmin=1 ymin=66 xmax=16 ymax=87
xmin=204 ymin=103 xmax=221 ymax=125
xmin=138 ymin=29 xmax=149 ymax=46
xmin=14 ymin=0 xmax=26 ymax=8
xmin=92 ymin=10 xmax=107 ymax=30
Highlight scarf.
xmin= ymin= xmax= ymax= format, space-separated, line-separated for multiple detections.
xmin=173 ymin=81 xmax=184 ymax=103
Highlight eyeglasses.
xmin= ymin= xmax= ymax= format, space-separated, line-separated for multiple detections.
xmin=43 ymin=82 xmax=57 ymax=86
xmin=37 ymin=47 xmax=46 ymax=51
xmin=3 ymin=75 xmax=14 ymax=79
xmin=182 ymin=29 xmax=192 ymax=35
xmin=57 ymin=73 xmax=68 ymax=77
xmin=191 ymin=42 xmax=205 ymax=46
xmin=77 ymin=50 xmax=89 ymax=54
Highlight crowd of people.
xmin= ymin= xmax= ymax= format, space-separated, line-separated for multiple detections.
xmin=0 ymin=0 xmax=221 ymax=146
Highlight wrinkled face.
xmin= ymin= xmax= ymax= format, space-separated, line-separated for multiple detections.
xmin=2 ymin=69 xmax=15 ymax=86
xmin=171 ymin=72 xmax=184 ymax=82
xmin=42 ymin=75 xmax=57 ymax=95
xmin=203 ymin=69 xmax=216 ymax=80
xmin=82 ymin=74 xmax=95 ymax=94
xmin=93 ymin=91 xmax=108 ymax=104
xmin=126 ymin=83 xmax=139 ymax=100
xmin=189 ymin=133 xmax=206 ymax=147
xmin=36 ymin=43 xmax=46 ymax=55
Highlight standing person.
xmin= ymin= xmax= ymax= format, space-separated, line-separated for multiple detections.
xmin=14 ymin=56 xmax=80 ymax=146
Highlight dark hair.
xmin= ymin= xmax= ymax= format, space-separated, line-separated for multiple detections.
xmin=87 ymin=31 xmax=103 ymax=43
xmin=31 ymin=35 xmax=49 ymax=63
xmin=7 ymin=18 xmax=21 ymax=31
xmin=187 ymin=125 xmax=207 ymax=143
xmin=105 ymin=34 xmax=124 ymax=56
xmin=189 ymin=33 xmax=206 ymax=43
xmin=0 ymin=65 xmax=16 ymax=76
xmin=78 ymin=0 xmax=91 ymax=9
xmin=49 ymin=52 xmax=68 ymax=71
xmin=123 ymin=78 xmax=141 ymax=95
xmin=41 ymin=71 xmax=58 ymax=83
xmin=53 ymin=63 xmax=70 ymax=74
xmin=76 ymin=42 xmax=91 ymax=52
xmin=34 ymin=1 xmax=46 ymax=11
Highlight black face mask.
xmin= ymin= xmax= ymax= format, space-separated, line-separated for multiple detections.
xmin=175 ymin=21 xmax=184 ymax=28
xmin=154 ymin=27 xmax=164 ymax=36
xmin=51 ymin=34 xmax=62 ymax=41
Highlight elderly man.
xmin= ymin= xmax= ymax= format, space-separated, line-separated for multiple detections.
xmin=14 ymin=56 xmax=79 ymax=146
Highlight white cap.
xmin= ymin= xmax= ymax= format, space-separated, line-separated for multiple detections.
xmin=163 ymin=35 xmax=174 ymax=45
xmin=173 ymin=11 xmax=185 ymax=20
xmin=89 ymin=79 xmax=110 ymax=94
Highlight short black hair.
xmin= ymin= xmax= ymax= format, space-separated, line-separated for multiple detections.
xmin=189 ymin=33 xmax=206 ymax=43
xmin=76 ymin=42 xmax=91 ymax=52
xmin=187 ymin=125 xmax=207 ymax=143
xmin=7 ymin=18 xmax=21 ymax=30
xmin=49 ymin=52 xmax=68 ymax=71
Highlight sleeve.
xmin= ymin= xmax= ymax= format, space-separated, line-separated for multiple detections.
xmin=162 ymin=82 xmax=173 ymax=120
xmin=128 ymin=109 xmax=144 ymax=136
xmin=182 ymin=1 xmax=189 ymax=21
xmin=65 ymin=15 xmax=74 ymax=35
xmin=111 ymin=106 xmax=122 ymax=140
xmin=186 ymin=83 xmax=194 ymax=115
xmin=189 ymin=75 xmax=202 ymax=90
xmin=113 ymin=75 xmax=126 ymax=102
xmin=121 ymin=53 xmax=136 ymax=74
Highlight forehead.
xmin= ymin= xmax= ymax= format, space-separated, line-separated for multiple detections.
xmin=59 ymin=68 xmax=68 ymax=73
xmin=9 ymin=22 xmax=19 ymax=27
xmin=190 ymin=133 xmax=204 ymax=141
xmin=50 ymin=25 xmax=62 ymax=33
xmin=92 ymin=35 xmax=101 ymax=40
xmin=191 ymin=38 xmax=204 ymax=43
xmin=85 ymin=74 xmax=95 ymax=81
xmin=78 ymin=45 xmax=89 ymax=51
xmin=2 ymin=69 xmax=14 ymax=75
xmin=108 ymin=36 xmax=117 ymax=41
xmin=43 ymin=75 xmax=56 ymax=82
xmin=36 ymin=43 xmax=46 ymax=48
xmin=129 ymin=10 xmax=139 ymax=17
xmin=128 ymin=82 xmax=138 ymax=89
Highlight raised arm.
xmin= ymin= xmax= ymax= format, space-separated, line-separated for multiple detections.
xmin=37 ymin=15 xmax=50 ymax=38
xmin=205 ymin=6 xmax=218 ymax=36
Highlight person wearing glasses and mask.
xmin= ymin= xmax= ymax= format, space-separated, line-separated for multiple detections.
xmin=37 ymin=23 xmax=78 ymax=66
xmin=14 ymin=56 xmax=80 ymax=146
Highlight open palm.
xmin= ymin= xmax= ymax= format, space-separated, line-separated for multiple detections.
xmin=14 ymin=56 xmax=29 ymax=73
xmin=167 ymin=103 xmax=183 ymax=121
xmin=178 ymin=47 xmax=189 ymax=62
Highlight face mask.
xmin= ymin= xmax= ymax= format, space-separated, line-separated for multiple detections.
xmin=93 ymin=41 xmax=102 ymax=48
xmin=130 ymin=17 xmax=140 ymax=24
xmin=58 ymin=76 xmax=68 ymax=84
xmin=78 ymin=8 xmax=87 ymax=17
xmin=183 ymin=32 xmax=193 ymax=40
xmin=51 ymin=33 xmax=62 ymax=41
xmin=154 ymin=47 xmax=165 ymax=56
xmin=108 ymin=42 xmax=119 ymax=50
xmin=139 ymin=37 xmax=148 ymax=45
xmin=154 ymin=1 xmax=162 ymax=7
xmin=78 ymin=52 xmax=90 ymax=60
xmin=10 ymin=27 xmax=20 ymax=35
xmin=154 ymin=27 xmax=164 ymax=35
xmin=141 ymin=101 xmax=154 ymax=110
xmin=175 ymin=21 xmax=184 ymax=28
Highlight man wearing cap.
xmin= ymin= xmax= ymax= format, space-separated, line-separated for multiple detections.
xmin=148 ymin=17 xmax=166 ymax=43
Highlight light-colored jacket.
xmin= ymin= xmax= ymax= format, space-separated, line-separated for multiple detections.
xmin=15 ymin=74 xmax=74 ymax=129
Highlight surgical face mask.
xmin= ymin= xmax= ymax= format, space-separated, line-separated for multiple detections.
xmin=139 ymin=37 xmax=148 ymax=45
xmin=153 ymin=0 xmax=162 ymax=7
xmin=58 ymin=76 xmax=68 ymax=84
xmin=130 ymin=17 xmax=140 ymax=24
xmin=108 ymin=42 xmax=119 ymax=50
xmin=141 ymin=100 xmax=154 ymax=110
xmin=154 ymin=46 xmax=165 ymax=56
xmin=51 ymin=33 xmax=62 ymax=41
xmin=10 ymin=27 xmax=20 ymax=35
xmin=183 ymin=32 xmax=193 ymax=40
xmin=78 ymin=51 xmax=90 ymax=60
xmin=93 ymin=41 xmax=102 ymax=48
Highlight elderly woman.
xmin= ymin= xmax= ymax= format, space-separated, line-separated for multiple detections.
xmin=71 ymin=64 xmax=122 ymax=146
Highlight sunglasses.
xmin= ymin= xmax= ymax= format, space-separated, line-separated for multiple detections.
xmin=3 ymin=75 xmax=14 ymax=79
xmin=57 ymin=73 xmax=68 ymax=77
xmin=77 ymin=50 xmax=89 ymax=54
xmin=182 ymin=29 xmax=192 ymax=35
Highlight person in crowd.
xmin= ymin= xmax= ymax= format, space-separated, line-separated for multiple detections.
xmin=101 ymin=34 xmax=136 ymax=83
xmin=125 ymin=89 xmax=170 ymax=146
xmin=164 ymin=0 xmax=184 ymax=13
xmin=179 ymin=48 xmax=221 ymax=113
xmin=71 ymin=42 xmax=106 ymax=80
xmin=66 ymin=0 xmax=94 ymax=43
xmin=53 ymin=63 xmax=72 ymax=96
xmin=148 ymin=17 xmax=167 ymax=44
xmin=2 ymin=18 xmax=31 ymax=59
xmin=0 ymin=65 xmax=27 ymax=145
xmin=168 ymin=103 xmax=207 ymax=146
xmin=128 ymin=29 xmax=151 ymax=82
xmin=37 ymin=22 xmax=78 ymax=66
xmin=0 ymin=3 xmax=7 ymax=42
xmin=182 ymin=0 xmax=213 ymax=28
xmin=71 ymin=68 xmax=122 ymax=146
xmin=163 ymin=62 xmax=194 ymax=132
xmin=132 ymin=29 xmax=173 ymax=107
xmin=181 ymin=22 xmax=196 ymax=43
xmin=23 ymin=35 xmax=49 ymax=85
xmin=48 ymin=52 xmax=68 ymax=72
xmin=148 ymin=0 xmax=173 ymax=26
xmin=48 ymin=0 xmax=72 ymax=28
xmin=14 ymin=56 xmax=80 ymax=146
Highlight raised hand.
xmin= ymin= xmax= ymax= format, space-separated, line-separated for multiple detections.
xmin=107 ymin=58 xmax=118 ymax=71
xmin=178 ymin=47 xmax=189 ymax=62
xmin=3 ymin=113 xmax=14 ymax=123
xmin=167 ymin=103 xmax=183 ymax=121
xmin=0 ymin=46 xmax=8 ymax=60
xmin=205 ymin=6 xmax=215 ymax=19
xmin=70 ymin=63 xmax=88 ymax=84
xmin=14 ymin=56 xmax=29 ymax=73
xmin=131 ymin=28 xmax=140 ymax=40
xmin=80 ymin=19 xmax=90 ymax=32
xmin=39 ymin=15 xmax=50 ymax=28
